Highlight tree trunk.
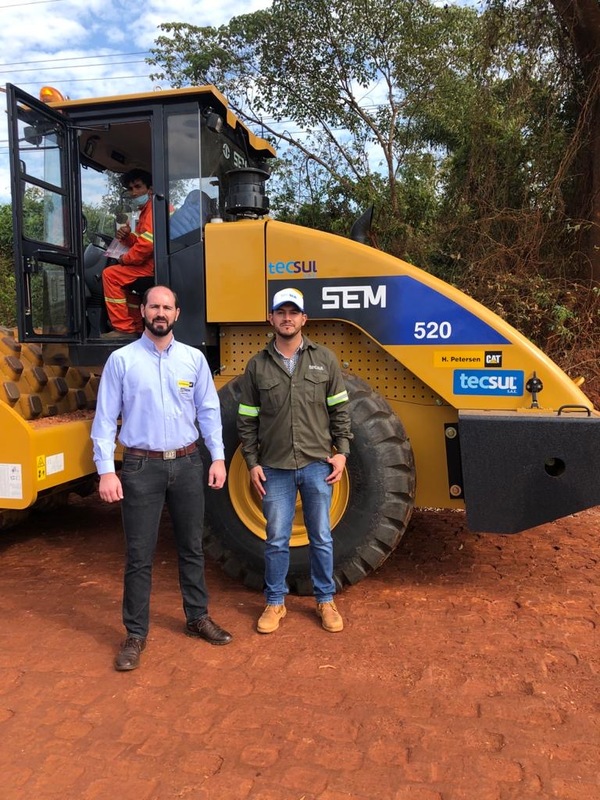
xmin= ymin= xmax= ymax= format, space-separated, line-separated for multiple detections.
xmin=550 ymin=0 xmax=600 ymax=281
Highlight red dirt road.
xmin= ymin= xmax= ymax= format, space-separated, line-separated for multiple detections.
xmin=0 ymin=495 xmax=599 ymax=800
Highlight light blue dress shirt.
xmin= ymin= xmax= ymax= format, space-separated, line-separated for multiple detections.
xmin=91 ymin=333 xmax=225 ymax=475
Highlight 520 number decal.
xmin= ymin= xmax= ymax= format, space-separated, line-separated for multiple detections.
xmin=414 ymin=321 xmax=452 ymax=340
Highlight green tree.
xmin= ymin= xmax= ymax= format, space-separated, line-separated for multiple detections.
xmin=487 ymin=0 xmax=600 ymax=281
xmin=0 ymin=191 xmax=109 ymax=328
xmin=148 ymin=0 xmax=478 ymax=253
xmin=430 ymin=0 xmax=600 ymax=284
xmin=0 ymin=190 xmax=45 ymax=327
xmin=407 ymin=3 xmax=575 ymax=281
xmin=0 ymin=203 xmax=16 ymax=327
xmin=148 ymin=0 xmax=600 ymax=305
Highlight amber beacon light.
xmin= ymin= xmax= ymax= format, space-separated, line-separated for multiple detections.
xmin=39 ymin=86 xmax=66 ymax=104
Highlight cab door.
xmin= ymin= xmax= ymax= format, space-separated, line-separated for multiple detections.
xmin=7 ymin=84 xmax=83 ymax=342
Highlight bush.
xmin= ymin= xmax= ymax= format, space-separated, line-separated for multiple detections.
xmin=456 ymin=270 xmax=600 ymax=406
xmin=0 ymin=254 xmax=16 ymax=328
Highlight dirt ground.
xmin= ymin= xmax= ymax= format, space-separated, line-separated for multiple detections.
xmin=0 ymin=494 xmax=598 ymax=800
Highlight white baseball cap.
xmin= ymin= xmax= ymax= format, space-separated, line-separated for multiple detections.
xmin=271 ymin=287 xmax=305 ymax=312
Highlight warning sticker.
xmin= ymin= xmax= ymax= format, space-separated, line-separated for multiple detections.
xmin=46 ymin=453 xmax=65 ymax=476
xmin=0 ymin=463 xmax=23 ymax=500
xmin=36 ymin=455 xmax=46 ymax=481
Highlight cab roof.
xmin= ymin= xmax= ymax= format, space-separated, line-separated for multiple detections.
xmin=48 ymin=84 xmax=277 ymax=159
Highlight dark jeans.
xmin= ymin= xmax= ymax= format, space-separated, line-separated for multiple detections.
xmin=119 ymin=449 xmax=208 ymax=638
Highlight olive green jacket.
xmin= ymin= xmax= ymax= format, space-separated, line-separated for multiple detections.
xmin=237 ymin=336 xmax=352 ymax=470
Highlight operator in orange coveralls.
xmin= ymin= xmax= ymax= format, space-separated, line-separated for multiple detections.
xmin=101 ymin=169 xmax=154 ymax=337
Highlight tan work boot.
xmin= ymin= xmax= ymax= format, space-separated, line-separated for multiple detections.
xmin=257 ymin=604 xmax=287 ymax=634
xmin=317 ymin=601 xmax=344 ymax=632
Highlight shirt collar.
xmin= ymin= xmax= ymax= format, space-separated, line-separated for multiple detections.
xmin=140 ymin=331 xmax=177 ymax=355
xmin=274 ymin=339 xmax=303 ymax=359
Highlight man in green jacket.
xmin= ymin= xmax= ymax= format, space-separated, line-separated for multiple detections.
xmin=237 ymin=287 xmax=352 ymax=634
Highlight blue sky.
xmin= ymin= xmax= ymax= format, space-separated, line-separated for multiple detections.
xmin=0 ymin=0 xmax=272 ymax=201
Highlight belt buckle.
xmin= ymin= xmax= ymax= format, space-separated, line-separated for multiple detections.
xmin=163 ymin=449 xmax=177 ymax=460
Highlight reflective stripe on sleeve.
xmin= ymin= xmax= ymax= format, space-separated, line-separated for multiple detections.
xmin=238 ymin=403 xmax=260 ymax=417
xmin=327 ymin=390 xmax=349 ymax=407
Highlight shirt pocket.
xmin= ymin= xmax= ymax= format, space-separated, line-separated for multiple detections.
xmin=176 ymin=380 xmax=195 ymax=404
xmin=303 ymin=371 xmax=328 ymax=403
xmin=258 ymin=375 xmax=284 ymax=412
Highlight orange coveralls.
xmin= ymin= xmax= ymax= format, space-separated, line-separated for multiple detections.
xmin=102 ymin=200 xmax=154 ymax=333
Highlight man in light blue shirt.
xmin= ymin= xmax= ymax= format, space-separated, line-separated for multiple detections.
xmin=91 ymin=284 xmax=232 ymax=671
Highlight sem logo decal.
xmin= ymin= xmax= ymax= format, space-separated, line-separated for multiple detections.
xmin=269 ymin=276 xmax=511 ymax=346
xmin=453 ymin=370 xmax=524 ymax=396
xmin=322 ymin=285 xmax=386 ymax=310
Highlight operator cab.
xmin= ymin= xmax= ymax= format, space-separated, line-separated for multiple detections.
xmin=6 ymin=83 xmax=274 ymax=366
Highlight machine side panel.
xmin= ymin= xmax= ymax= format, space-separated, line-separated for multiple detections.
xmin=459 ymin=411 xmax=600 ymax=533
xmin=263 ymin=220 xmax=593 ymax=412
xmin=0 ymin=403 xmax=96 ymax=510
xmin=205 ymin=220 xmax=267 ymax=323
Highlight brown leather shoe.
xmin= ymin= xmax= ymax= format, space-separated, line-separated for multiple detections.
xmin=114 ymin=636 xmax=146 ymax=671
xmin=185 ymin=616 xmax=232 ymax=645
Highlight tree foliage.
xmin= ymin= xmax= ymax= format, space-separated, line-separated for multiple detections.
xmin=0 ymin=204 xmax=16 ymax=327
xmin=147 ymin=0 xmax=600 ymax=395
xmin=0 ymin=186 xmax=118 ymax=327
xmin=151 ymin=0 xmax=600 ymax=279
xmin=149 ymin=0 xmax=479 ymax=256
xmin=148 ymin=0 xmax=600 ymax=285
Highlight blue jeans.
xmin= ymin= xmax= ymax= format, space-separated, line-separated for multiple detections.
xmin=261 ymin=461 xmax=335 ymax=605
xmin=119 ymin=450 xmax=208 ymax=638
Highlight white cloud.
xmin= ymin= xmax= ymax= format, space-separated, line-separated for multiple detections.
xmin=0 ymin=0 xmax=273 ymax=201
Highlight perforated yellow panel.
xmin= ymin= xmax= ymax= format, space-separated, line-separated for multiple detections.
xmin=218 ymin=321 xmax=440 ymax=404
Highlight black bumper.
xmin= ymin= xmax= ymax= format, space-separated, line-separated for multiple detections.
xmin=458 ymin=409 xmax=600 ymax=533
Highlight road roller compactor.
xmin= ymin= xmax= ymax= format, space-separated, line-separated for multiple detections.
xmin=2 ymin=82 xmax=600 ymax=592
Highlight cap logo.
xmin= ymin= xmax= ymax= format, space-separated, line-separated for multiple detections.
xmin=271 ymin=287 xmax=305 ymax=312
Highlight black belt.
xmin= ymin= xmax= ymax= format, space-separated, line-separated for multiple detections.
xmin=124 ymin=444 xmax=198 ymax=460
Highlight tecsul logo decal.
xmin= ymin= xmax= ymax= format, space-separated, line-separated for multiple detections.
xmin=453 ymin=370 xmax=524 ymax=396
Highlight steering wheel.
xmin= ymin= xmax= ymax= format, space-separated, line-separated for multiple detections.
xmin=89 ymin=231 xmax=114 ymax=249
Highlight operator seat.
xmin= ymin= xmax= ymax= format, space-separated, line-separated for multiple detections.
xmin=84 ymin=239 xmax=112 ymax=338
xmin=169 ymin=190 xmax=212 ymax=245
xmin=125 ymin=276 xmax=155 ymax=297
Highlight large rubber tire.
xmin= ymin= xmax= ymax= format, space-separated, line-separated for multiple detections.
xmin=204 ymin=373 xmax=416 ymax=594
